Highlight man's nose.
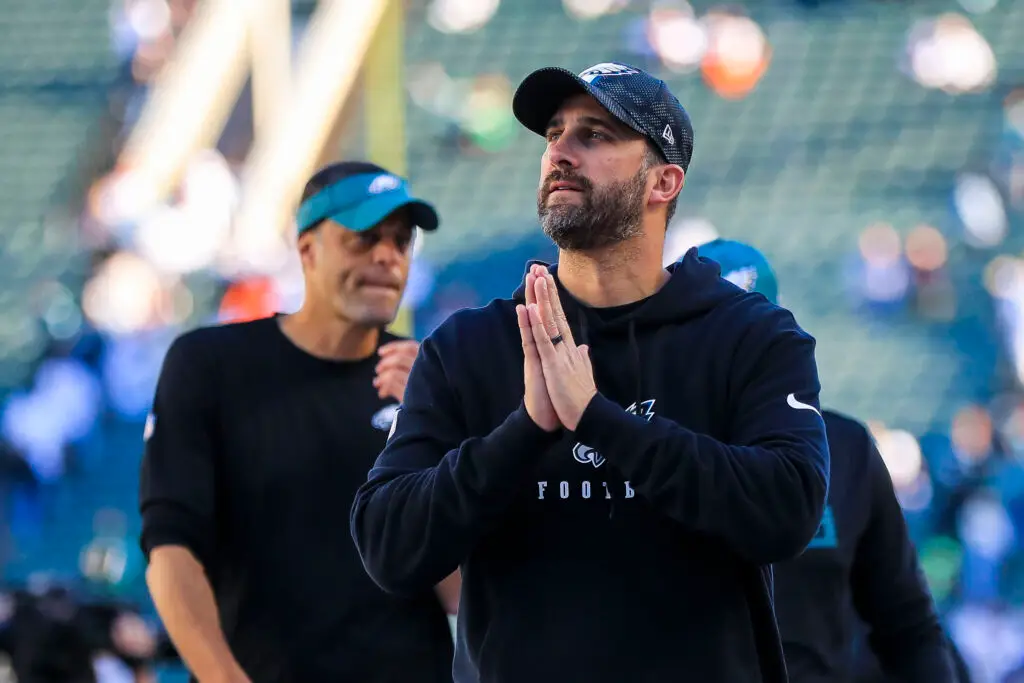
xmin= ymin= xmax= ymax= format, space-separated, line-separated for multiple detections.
xmin=370 ymin=236 xmax=402 ymax=265
xmin=547 ymin=134 xmax=580 ymax=170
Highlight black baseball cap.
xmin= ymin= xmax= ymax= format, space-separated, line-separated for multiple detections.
xmin=512 ymin=62 xmax=695 ymax=172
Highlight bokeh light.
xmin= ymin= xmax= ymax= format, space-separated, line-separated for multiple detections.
xmin=427 ymin=0 xmax=500 ymax=34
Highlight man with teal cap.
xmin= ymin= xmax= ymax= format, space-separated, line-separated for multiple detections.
xmin=139 ymin=161 xmax=458 ymax=683
xmin=697 ymin=238 xmax=958 ymax=683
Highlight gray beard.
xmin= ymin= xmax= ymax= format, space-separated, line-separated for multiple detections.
xmin=537 ymin=169 xmax=648 ymax=251
xmin=540 ymin=203 xmax=642 ymax=251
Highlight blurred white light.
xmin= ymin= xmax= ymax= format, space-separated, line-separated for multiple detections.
xmin=704 ymin=14 xmax=766 ymax=70
xmin=954 ymin=173 xmax=1008 ymax=248
xmin=96 ymin=170 xmax=161 ymax=226
xmin=563 ymin=0 xmax=629 ymax=20
xmin=427 ymin=0 xmax=500 ymax=34
xmin=650 ymin=11 xmax=707 ymax=73
xmin=135 ymin=203 xmax=228 ymax=275
xmin=906 ymin=14 xmax=997 ymax=94
xmin=128 ymin=0 xmax=172 ymax=42
xmin=180 ymin=149 xmax=239 ymax=215
xmin=83 ymin=252 xmax=164 ymax=334
xmin=875 ymin=428 xmax=923 ymax=488
xmin=663 ymin=217 xmax=719 ymax=266
xmin=227 ymin=228 xmax=291 ymax=275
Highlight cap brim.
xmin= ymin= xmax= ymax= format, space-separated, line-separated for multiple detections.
xmin=330 ymin=193 xmax=439 ymax=232
xmin=512 ymin=67 xmax=643 ymax=141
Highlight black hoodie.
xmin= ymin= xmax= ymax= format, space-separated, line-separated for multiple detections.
xmin=351 ymin=248 xmax=831 ymax=683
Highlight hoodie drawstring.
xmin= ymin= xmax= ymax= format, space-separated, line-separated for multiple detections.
xmin=627 ymin=321 xmax=641 ymax=413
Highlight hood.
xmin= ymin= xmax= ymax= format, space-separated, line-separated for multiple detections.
xmin=512 ymin=246 xmax=743 ymax=331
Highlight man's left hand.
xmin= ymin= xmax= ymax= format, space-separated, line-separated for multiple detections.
xmin=526 ymin=269 xmax=597 ymax=431
xmin=375 ymin=340 xmax=419 ymax=402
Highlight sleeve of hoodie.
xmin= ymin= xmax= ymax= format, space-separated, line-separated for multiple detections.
xmin=138 ymin=332 xmax=219 ymax=569
xmin=573 ymin=303 xmax=830 ymax=564
xmin=350 ymin=321 xmax=563 ymax=596
xmin=851 ymin=427 xmax=956 ymax=682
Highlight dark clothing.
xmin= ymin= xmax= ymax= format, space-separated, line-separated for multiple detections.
xmin=351 ymin=250 xmax=830 ymax=683
xmin=139 ymin=317 xmax=454 ymax=683
xmin=774 ymin=410 xmax=955 ymax=683
xmin=851 ymin=629 xmax=971 ymax=682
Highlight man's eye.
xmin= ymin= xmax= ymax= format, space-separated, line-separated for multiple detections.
xmin=545 ymin=131 xmax=561 ymax=142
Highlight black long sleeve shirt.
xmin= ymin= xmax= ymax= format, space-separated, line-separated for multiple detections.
xmin=773 ymin=409 xmax=955 ymax=683
xmin=139 ymin=316 xmax=453 ymax=683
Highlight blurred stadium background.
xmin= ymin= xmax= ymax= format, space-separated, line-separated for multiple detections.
xmin=1 ymin=0 xmax=1023 ymax=680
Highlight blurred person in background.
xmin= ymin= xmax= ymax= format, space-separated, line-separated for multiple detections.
xmin=0 ymin=583 xmax=162 ymax=683
xmin=139 ymin=161 xmax=458 ymax=683
xmin=697 ymin=238 xmax=960 ymax=683
xmin=351 ymin=63 xmax=830 ymax=683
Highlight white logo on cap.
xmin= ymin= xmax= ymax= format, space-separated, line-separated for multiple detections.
xmin=662 ymin=124 xmax=675 ymax=145
xmin=368 ymin=174 xmax=400 ymax=194
xmin=579 ymin=63 xmax=640 ymax=84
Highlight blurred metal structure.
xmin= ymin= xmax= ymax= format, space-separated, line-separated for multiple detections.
xmin=363 ymin=0 xmax=412 ymax=336
xmin=230 ymin=0 xmax=388 ymax=262
xmin=116 ymin=0 xmax=251 ymax=208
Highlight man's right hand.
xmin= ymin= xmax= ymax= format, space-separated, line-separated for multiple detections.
xmin=516 ymin=265 xmax=561 ymax=432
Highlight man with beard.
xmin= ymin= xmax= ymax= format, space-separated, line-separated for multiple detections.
xmin=140 ymin=161 xmax=458 ymax=683
xmin=351 ymin=63 xmax=830 ymax=683
xmin=697 ymin=238 xmax=959 ymax=683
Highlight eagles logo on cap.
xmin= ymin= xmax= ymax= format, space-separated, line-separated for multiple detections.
xmin=367 ymin=174 xmax=400 ymax=195
xmin=578 ymin=63 xmax=641 ymax=83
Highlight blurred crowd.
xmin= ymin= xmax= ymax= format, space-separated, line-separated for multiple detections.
xmin=1 ymin=0 xmax=1024 ymax=681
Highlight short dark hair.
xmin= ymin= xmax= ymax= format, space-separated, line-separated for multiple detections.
xmin=299 ymin=161 xmax=389 ymax=232
xmin=644 ymin=144 xmax=678 ymax=226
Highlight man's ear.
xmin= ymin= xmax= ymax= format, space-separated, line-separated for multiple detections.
xmin=297 ymin=229 xmax=318 ymax=270
xmin=649 ymin=165 xmax=685 ymax=209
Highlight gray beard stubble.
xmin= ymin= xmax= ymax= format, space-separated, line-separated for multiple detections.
xmin=537 ymin=165 xmax=649 ymax=251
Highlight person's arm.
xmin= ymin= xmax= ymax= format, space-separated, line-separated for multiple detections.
xmin=572 ymin=311 xmax=830 ymax=564
xmin=139 ymin=334 xmax=249 ymax=683
xmin=351 ymin=330 xmax=562 ymax=597
xmin=849 ymin=429 xmax=956 ymax=682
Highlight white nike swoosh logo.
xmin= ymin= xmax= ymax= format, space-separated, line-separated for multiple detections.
xmin=787 ymin=393 xmax=821 ymax=417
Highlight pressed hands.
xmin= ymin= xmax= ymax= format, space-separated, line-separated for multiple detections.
xmin=515 ymin=265 xmax=598 ymax=432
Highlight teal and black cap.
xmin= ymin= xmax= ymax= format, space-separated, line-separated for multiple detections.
xmin=697 ymin=238 xmax=779 ymax=304
xmin=296 ymin=161 xmax=439 ymax=236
